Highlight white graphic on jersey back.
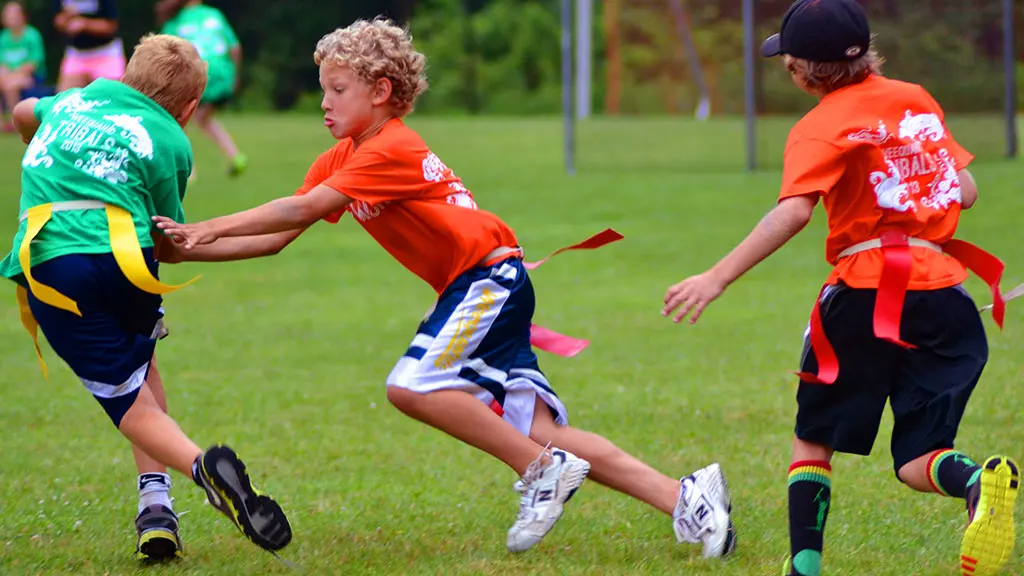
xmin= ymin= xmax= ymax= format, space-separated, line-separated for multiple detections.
xmin=870 ymin=159 xmax=915 ymax=212
xmin=847 ymin=120 xmax=892 ymax=145
xmin=899 ymin=110 xmax=945 ymax=142
xmin=75 ymin=148 xmax=131 ymax=185
xmin=52 ymin=91 xmax=110 ymax=116
xmin=921 ymin=148 xmax=961 ymax=210
xmin=23 ymin=125 xmax=57 ymax=169
xmin=103 ymin=114 xmax=154 ymax=160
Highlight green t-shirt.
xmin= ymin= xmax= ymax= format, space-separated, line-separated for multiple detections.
xmin=0 ymin=26 xmax=46 ymax=78
xmin=161 ymin=4 xmax=240 ymax=89
xmin=0 ymin=78 xmax=193 ymax=281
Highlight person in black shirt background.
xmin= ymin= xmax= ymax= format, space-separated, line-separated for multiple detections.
xmin=53 ymin=0 xmax=124 ymax=91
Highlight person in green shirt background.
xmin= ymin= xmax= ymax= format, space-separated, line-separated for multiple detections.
xmin=157 ymin=0 xmax=247 ymax=179
xmin=0 ymin=1 xmax=47 ymax=132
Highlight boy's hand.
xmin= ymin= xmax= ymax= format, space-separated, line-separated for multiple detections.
xmin=662 ymin=270 xmax=728 ymax=324
xmin=152 ymin=216 xmax=219 ymax=249
xmin=155 ymin=236 xmax=186 ymax=263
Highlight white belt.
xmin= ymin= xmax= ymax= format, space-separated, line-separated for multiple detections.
xmin=18 ymin=200 xmax=106 ymax=223
xmin=837 ymin=237 xmax=943 ymax=260
xmin=480 ymin=245 xmax=523 ymax=265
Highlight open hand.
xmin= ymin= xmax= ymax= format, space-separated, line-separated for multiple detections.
xmin=662 ymin=270 xmax=727 ymax=324
xmin=152 ymin=216 xmax=219 ymax=249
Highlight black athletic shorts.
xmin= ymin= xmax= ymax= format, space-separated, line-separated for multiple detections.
xmin=795 ymin=282 xmax=988 ymax=474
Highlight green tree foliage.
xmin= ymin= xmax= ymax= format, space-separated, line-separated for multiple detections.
xmin=12 ymin=0 xmax=1018 ymax=115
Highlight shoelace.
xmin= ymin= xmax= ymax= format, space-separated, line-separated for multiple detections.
xmin=514 ymin=442 xmax=553 ymax=521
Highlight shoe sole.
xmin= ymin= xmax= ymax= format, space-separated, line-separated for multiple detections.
xmin=960 ymin=456 xmax=1018 ymax=576
xmin=712 ymin=464 xmax=737 ymax=557
xmin=200 ymin=445 xmax=292 ymax=551
xmin=136 ymin=528 xmax=182 ymax=561
xmin=507 ymin=458 xmax=591 ymax=553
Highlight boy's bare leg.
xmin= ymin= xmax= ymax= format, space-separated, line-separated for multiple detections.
xmin=127 ymin=357 xmax=185 ymax=559
xmin=118 ymin=380 xmax=202 ymax=478
xmin=526 ymin=396 xmax=680 ymax=515
xmin=195 ymin=104 xmax=240 ymax=159
xmin=193 ymin=104 xmax=246 ymax=176
xmin=386 ymin=387 xmax=547 ymax=474
xmin=132 ymin=355 xmax=170 ymax=475
xmin=386 ymin=386 xmax=591 ymax=553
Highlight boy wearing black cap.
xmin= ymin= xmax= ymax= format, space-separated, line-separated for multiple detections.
xmin=660 ymin=1 xmax=1018 ymax=574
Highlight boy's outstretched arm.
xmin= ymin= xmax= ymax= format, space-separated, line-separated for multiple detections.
xmin=13 ymin=98 xmax=40 ymax=144
xmin=662 ymin=194 xmax=816 ymax=324
xmin=157 ymin=228 xmax=308 ymax=264
xmin=154 ymin=183 xmax=352 ymax=249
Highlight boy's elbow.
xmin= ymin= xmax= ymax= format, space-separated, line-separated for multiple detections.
xmin=780 ymin=194 xmax=816 ymax=229
xmin=958 ymin=169 xmax=978 ymax=209
xmin=13 ymin=99 xmax=37 ymax=125
xmin=296 ymin=203 xmax=323 ymax=227
xmin=264 ymin=228 xmax=305 ymax=257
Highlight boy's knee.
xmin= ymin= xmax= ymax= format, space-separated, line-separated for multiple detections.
xmin=386 ymin=385 xmax=421 ymax=414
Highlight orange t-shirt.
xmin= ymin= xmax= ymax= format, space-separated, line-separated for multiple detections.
xmin=778 ymin=74 xmax=974 ymax=290
xmin=294 ymin=118 xmax=520 ymax=294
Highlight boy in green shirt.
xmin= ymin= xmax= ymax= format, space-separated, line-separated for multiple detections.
xmin=0 ymin=1 xmax=46 ymax=131
xmin=5 ymin=34 xmax=291 ymax=562
xmin=158 ymin=0 xmax=247 ymax=177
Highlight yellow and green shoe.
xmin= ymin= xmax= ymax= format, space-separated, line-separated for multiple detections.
xmin=960 ymin=456 xmax=1019 ymax=576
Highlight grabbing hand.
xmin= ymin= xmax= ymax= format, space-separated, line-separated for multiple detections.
xmin=152 ymin=216 xmax=219 ymax=249
xmin=662 ymin=270 xmax=727 ymax=325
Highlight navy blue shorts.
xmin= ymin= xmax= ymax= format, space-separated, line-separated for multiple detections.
xmin=22 ymin=249 xmax=165 ymax=427
xmin=795 ymin=282 xmax=988 ymax=473
xmin=386 ymin=257 xmax=567 ymax=436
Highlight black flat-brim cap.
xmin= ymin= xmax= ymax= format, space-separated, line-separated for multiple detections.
xmin=760 ymin=0 xmax=871 ymax=62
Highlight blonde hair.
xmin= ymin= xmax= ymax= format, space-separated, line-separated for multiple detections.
xmin=787 ymin=41 xmax=885 ymax=94
xmin=314 ymin=18 xmax=428 ymax=116
xmin=121 ymin=34 xmax=207 ymax=118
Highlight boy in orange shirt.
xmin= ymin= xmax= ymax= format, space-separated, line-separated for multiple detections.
xmin=662 ymin=1 xmax=1017 ymax=575
xmin=154 ymin=19 xmax=736 ymax=556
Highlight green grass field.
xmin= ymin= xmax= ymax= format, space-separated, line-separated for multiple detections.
xmin=2 ymin=114 xmax=1024 ymax=576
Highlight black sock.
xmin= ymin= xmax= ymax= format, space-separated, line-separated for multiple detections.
xmin=927 ymin=449 xmax=981 ymax=499
xmin=788 ymin=460 xmax=831 ymax=576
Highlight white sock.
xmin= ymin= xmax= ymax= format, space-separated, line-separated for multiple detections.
xmin=138 ymin=473 xmax=172 ymax=515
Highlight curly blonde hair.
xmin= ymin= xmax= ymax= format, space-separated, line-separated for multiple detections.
xmin=314 ymin=18 xmax=428 ymax=116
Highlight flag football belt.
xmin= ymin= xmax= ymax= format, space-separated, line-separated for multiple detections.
xmin=15 ymin=200 xmax=199 ymax=378
xmin=797 ymin=230 xmax=1005 ymax=385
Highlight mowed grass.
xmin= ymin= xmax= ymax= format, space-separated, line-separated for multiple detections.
xmin=1 ymin=114 xmax=1024 ymax=576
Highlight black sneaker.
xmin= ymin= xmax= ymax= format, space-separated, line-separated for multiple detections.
xmin=195 ymin=445 xmax=292 ymax=551
xmin=135 ymin=504 xmax=182 ymax=560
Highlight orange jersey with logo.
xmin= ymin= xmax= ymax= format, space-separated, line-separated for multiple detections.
xmin=295 ymin=118 xmax=520 ymax=294
xmin=778 ymin=74 xmax=973 ymax=290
